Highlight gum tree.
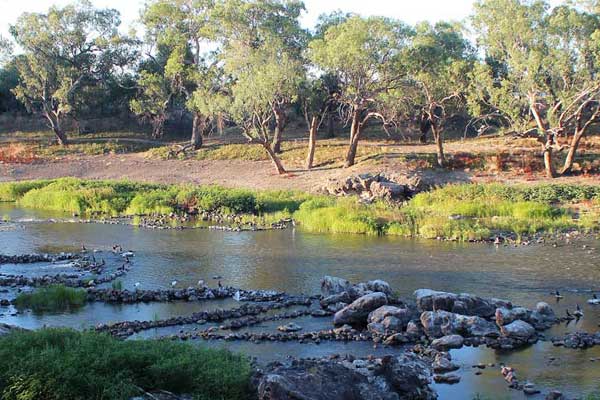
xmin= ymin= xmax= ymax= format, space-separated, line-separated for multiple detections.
xmin=401 ymin=22 xmax=474 ymax=167
xmin=10 ymin=1 xmax=133 ymax=145
xmin=215 ymin=0 xmax=306 ymax=154
xmin=220 ymin=39 xmax=303 ymax=174
xmin=472 ymin=0 xmax=600 ymax=177
xmin=141 ymin=0 xmax=216 ymax=149
xmin=309 ymin=16 xmax=411 ymax=167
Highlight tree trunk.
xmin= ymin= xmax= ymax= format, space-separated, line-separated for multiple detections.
xmin=305 ymin=116 xmax=318 ymax=170
xmin=45 ymin=112 xmax=68 ymax=145
xmin=344 ymin=109 xmax=361 ymax=168
xmin=263 ymin=142 xmax=286 ymax=175
xmin=543 ymin=134 xmax=556 ymax=178
xmin=419 ymin=116 xmax=431 ymax=144
xmin=272 ymin=108 xmax=286 ymax=154
xmin=191 ymin=113 xmax=203 ymax=150
xmin=325 ymin=113 xmax=335 ymax=138
xmin=560 ymin=129 xmax=584 ymax=175
xmin=431 ymin=122 xmax=445 ymax=167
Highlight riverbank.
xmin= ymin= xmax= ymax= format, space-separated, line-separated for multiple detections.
xmin=1 ymin=178 xmax=600 ymax=241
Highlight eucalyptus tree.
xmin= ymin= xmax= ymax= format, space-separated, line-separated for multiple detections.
xmin=0 ymin=36 xmax=11 ymax=65
xmin=401 ymin=22 xmax=474 ymax=167
xmin=471 ymin=0 xmax=600 ymax=177
xmin=9 ymin=0 xmax=134 ymax=145
xmin=300 ymin=74 xmax=336 ymax=169
xmin=141 ymin=0 xmax=216 ymax=148
xmin=215 ymin=0 xmax=306 ymax=154
xmin=309 ymin=16 xmax=411 ymax=167
xmin=220 ymin=38 xmax=304 ymax=174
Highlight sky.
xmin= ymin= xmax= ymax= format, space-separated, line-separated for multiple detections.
xmin=0 ymin=0 xmax=563 ymax=40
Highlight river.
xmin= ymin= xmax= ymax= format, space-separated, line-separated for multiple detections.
xmin=1 ymin=204 xmax=599 ymax=399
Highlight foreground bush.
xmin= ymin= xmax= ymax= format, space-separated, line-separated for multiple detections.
xmin=0 ymin=329 xmax=254 ymax=400
xmin=13 ymin=285 xmax=87 ymax=313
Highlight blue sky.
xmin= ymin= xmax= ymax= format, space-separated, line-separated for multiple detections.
xmin=0 ymin=0 xmax=563 ymax=40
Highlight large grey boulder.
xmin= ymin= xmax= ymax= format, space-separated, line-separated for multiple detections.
xmin=414 ymin=289 xmax=496 ymax=318
xmin=321 ymin=276 xmax=352 ymax=297
xmin=420 ymin=311 xmax=499 ymax=338
xmin=369 ymin=306 xmax=411 ymax=325
xmin=366 ymin=280 xmax=393 ymax=296
xmin=334 ymin=292 xmax=388 ymax=326
xmin=495 ymin=307 xmax=531 ymax=326
xmin=255 ymin=354 xmax=436 ymax=400
xmin=501 ymin=320 xmax=536 ymax=341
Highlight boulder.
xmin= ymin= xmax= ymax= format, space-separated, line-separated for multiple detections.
xmin=501 ymin=320 xmax=536 ymax=340
xmin=369 ymin=181 xmax=408 ymax=201
xmin=432 ymin=357 xmax=460 ymax=373
xmin=334 ymin=292 xmax=388 ymax=326
xmin=320 ymin=292 xmax=353 ymax=308
xmin=495 ymin=307 xmax=531 ymax=327
xmin=414 ymin=289 xmax=496 ymax=318
xmin=255 ymin=355 xmax=436 ymax=400
xmin=321 ymin=276 xmax=352 ymax=297
xmin=366 ymin=280 xmax=393 ymax=295
xmin=369 ymin=306 xmax=411 ymax=325
xmin=420 ymin=311 xmax=499 ymax=338
xmin=431 ymin=335 xmax=464 ymax=350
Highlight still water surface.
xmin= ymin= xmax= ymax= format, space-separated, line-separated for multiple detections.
xmin=1 ymin=204 xmax=599 ymax=399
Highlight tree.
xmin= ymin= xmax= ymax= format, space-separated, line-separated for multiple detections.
xmin=309 ymin=16 xmax=411 ymax=167
xmin=401 ymin=22 xmax=474 ymax=167
xmin=215 ymin=0 xmax=306 ymax=154
xmin=141 ymin=0 xmax=216 ymax=149
xmin=130 ymin=71 xmax=173 ymax=138
xmin=471 ymin=0 xmax=600 ymax=177
xmin=299 ymin=74 xmax=335 ymax=169
xmin=9 ymin=1 xmax=134 ymax=145
xmin=0 ymin=35 xmax=12 ymax=65
xmin=220 ymin=39 xmax=304 ymax=174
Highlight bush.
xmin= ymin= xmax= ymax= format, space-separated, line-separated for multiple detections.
xmin=0 ymin=329 xmax=254 ymax=400
xmin=13 ymin=285 xmax=87 ymax=313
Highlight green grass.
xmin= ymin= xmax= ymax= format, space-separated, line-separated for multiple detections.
xmin=2 ymin=178 xmax=600 ymax=240
xmin=13 ymin=285 xmax=87 ymax=313
xmin=0 ymin=329 xmax=254 ymax=400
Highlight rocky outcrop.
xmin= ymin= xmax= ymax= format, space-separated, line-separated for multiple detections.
xmin=321 ymin=173 xmax=424 ymax=202
xmin=321 ymin=276 xmax=352 ymax=297
xmin=495 ymin=302 xmax=556 ymax=330
xmin=255 ymin=353 xmax=436 ymax=400
xmin=552 ymin=332 xmax=600 ymax=349
xmin=334 ymin=293 xmax=388 ymax=326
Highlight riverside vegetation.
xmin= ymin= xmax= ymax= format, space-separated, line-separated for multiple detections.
xmin=1 ymin=178 xmax=600 ymax=241
xmin=0 ymin=329 xmax=253 ymax=400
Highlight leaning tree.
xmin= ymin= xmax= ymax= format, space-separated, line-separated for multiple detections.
xmin=471 ymin=0 xmax=600 ymax=177
xmin=309 ymin=16 xmax=411 ymax=167
xmin=10 ymin=0 xmax=134 ymax=145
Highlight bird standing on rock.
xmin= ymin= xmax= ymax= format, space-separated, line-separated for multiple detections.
xmin=171 ymin=280 xmax=178 ymax=288
xmin=574 ymin=304 xmax=584 ymax=318
xmin=587 ymin=294 xmax=600 ymax=305
xmin=554 ymin=290 xmax=563 ymax=300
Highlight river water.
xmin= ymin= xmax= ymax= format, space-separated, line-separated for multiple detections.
xmin=1 ymin=204 xmax=599 ymax=399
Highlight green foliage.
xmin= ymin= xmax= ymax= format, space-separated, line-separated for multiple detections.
xmin=111 ymin=280 xmax=123 ymax=291
xmin=0 ymin=180 xmax=53 ymax=202
xmin=13 ymin=285 xmax=87 ymax=313
xmin=0 ymin=329 xmax=253 ymax=400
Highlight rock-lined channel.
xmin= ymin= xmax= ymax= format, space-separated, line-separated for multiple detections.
xmin=1 ymin=204 xmax=600 ymax=399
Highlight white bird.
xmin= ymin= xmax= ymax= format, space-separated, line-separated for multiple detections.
xmin=171 ymin=280 xmax=178 ymax=288
xmin=587 ymin=294 xmax=600 ymax=305
xmin=554 ymin=290 xmax=563 ymax=300
xmin=134 ymin=282 xmax=141 ymax=289
xmin=121 ymin=251 xmax=134 ymax=258
xmin=574 ymin=304 xmax=584 ymax=318
xmin=197 ymin=279 xmax=205 ymax=287
xmin=233 ymin=291 xmax=241 ymax=301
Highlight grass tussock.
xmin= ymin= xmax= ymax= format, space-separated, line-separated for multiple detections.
xmin=0 ymin=329 xmax=254 ymax=400
xmin=13 ymin=285 xmax=87 ymax=313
